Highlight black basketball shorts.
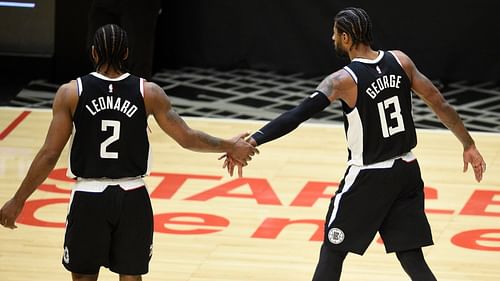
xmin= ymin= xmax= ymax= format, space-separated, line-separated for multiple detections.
xmin=323 ymin=157 xmax=433 ymax=255
xmin=62 ymin=185 xmax=154 ymax=275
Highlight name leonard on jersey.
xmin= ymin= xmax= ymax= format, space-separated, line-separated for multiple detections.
xmin=85 ymin=95 xmax=138 ymax=117
xmin=366 ymin=74 xmax=402 ymax=99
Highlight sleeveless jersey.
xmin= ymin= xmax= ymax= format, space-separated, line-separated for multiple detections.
xmin=342 ymin=51 xmax=417 ymax=166
xmin=68 ymin=72 xmax=150 ymax=179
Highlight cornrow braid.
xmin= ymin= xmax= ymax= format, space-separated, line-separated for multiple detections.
xmin=92 ymin=24 xmax=129 ymax=73
xmin=334 ymin=7 xmax=373 ymax=48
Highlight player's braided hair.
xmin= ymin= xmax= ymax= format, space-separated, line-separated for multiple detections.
xmin=334 ymin=7 xmax=373 ymax=48
xmin=92 ymin=24 xmax=128 ymax=73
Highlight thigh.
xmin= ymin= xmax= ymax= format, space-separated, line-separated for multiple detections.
xmin=63 ymin=191 xmax=112 ymax=274
xmin=379 ymin=160 xmax=434 ymax=252
xmin=109 ymin=187 xmax=154 ymax=275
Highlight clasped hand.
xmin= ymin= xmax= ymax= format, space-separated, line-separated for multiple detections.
xmin=219 ymin=133 xmax=258 ymax=177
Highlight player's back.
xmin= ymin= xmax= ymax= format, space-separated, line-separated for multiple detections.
xmin=68 ymin=72 xmax=150 ymax=179
xmin=342 ymin=51 xmax=417 ymax=166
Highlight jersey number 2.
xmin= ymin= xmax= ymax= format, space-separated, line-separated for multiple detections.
xmin=100 ymin=120 xmax=120 ymax=159
xmin=377 ymin=96 xmax=405 ymax=138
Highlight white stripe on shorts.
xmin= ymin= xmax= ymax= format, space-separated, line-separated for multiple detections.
xmin=327 ymin=152 xmax=416 ymax=227
xmin=327 ymin=166 xmax=360 ymax=227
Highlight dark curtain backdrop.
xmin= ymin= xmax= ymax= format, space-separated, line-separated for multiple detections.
xmin=155 ymin=0 xmax=499 ymax=82
xmin=49 ymin=0 xmax=499 ymax=83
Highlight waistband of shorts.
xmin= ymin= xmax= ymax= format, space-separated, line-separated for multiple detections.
xmin=350 ymin=151 xmax=416 ymax=170
xmin=74 ymin=177 xmax=146 ymax=192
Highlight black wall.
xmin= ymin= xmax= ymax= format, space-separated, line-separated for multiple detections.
xmin=21 ymin=0 xmax=500 ymax=83
xmin=156 ymin=0 xmax=500 ymax=82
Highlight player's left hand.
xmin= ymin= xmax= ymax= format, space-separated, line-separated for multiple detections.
xmin=0 ymin=198 xmax=24 ymax=229
xmin=219 ymin=153 xmax=245 ymax=177
xmin=463 ymin=144 xmax=486 ymax=182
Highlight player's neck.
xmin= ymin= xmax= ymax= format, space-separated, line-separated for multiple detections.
xmin=96 ymin=65 xmax=125 ymax=79
xmin=349 ymin=45 xmax=379 ymax=61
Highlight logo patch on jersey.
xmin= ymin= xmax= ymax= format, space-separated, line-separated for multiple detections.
xmin=328 ymin=228 xmax=345 ymax=244
xmin=63 ymin=246 xmax=70 ymax=264
xmin=376 ymin=65 xmax=382 ymax=74
xmin=108 ymin=84 xmax=113 ymax=93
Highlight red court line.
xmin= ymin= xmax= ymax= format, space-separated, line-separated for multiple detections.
xmin=0 ymin=111 xmax=31 ymax=140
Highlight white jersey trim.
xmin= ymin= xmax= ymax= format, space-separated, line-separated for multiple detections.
xmin=73 ymin=177 xmax=146 ymax=192
xmin=140 ymin=78 xmax=145 ymax=97
xmin=76 ymin=78 xmax=83 ymax=96
xmin=345 ymin=107 xmax=364 ymax=166
xmin=343 ymin=66 xmax=358 ymax=84
xmin=145 ymin=138 xmax=152 ymax=175
xmin=66 ymin=125 xmax=77 ymax=179
xmin=351 ymin=50 xmax=384 ymax=64
xmin=388 ymin=51 xmax=403 ymax=67
xmin=90 ymin=72 xmax=131 ymax=81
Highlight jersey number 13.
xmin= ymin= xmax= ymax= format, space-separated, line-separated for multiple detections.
xmin=377 ymin=96 xmax=405 ymax=138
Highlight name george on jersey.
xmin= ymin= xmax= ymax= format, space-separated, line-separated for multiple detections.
xmin=366 ymin=74 xmax=402 ymax=99
xmin=85 ymin=96 xmax=138 ymax=117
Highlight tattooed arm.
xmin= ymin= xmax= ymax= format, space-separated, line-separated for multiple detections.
xmin=316 ymin=68 xmax=357 ymax=107
xmin=247 ymin=69 xmax=357 ymax=146
xmin=144 ymin=82 xmax=257 ymax=159
xmin=392 ymin=50 xmax=486 ymax=182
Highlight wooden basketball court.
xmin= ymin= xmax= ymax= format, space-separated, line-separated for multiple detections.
xmin=1 ymin=106 xmax=499 ymax=280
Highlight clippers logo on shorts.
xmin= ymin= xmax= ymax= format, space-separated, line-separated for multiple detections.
xmin=328 ymin=228 xmax=345 ymax=244
xmin=63 ymin=246 xmax=70 ymax=264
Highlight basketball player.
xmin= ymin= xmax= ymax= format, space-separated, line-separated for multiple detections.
xmin=0 ymin=24 xmax=257 ymax=281
xmin=223 ymin=7 xmax=486 ymax=281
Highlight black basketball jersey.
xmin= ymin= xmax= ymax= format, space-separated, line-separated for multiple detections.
xmin=342 ymin=51 xmax=417 ymax=166
xmin=68 ymin=72 xmax=150 ymax=179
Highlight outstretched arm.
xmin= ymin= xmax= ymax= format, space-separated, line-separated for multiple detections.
xmin=144 ymin=82 xmax=257 ymax=163
xmin=392 ymin=50 xmax=486 ymax=182
xmin=249 ymin=91 xmax=331 ymax=146
xmin=221 ymin=90 xmax=331 ymax=176
xmin=223 ymin=70 xmax=355 ymax=176
xmin=0 ymin=82 xmax=76 ymax=229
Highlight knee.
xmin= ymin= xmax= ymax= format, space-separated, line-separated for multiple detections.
xmin=396 ymin=248 xmax=424 ymax=266
xmin=119 ymin=274 xmax=142 ymax=281
xmin=71 ymin=273 xmax=98 ymax=281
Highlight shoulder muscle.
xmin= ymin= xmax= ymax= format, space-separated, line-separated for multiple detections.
xmin=316 ymin=68 xmax=357 ymax=106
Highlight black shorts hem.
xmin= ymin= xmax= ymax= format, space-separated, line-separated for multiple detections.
xmin=385 ymin=241 xmax=434 ymax=253
xmin=109 ymin=267 xmax=148 ymax=276
xmin=62 ymin=262 xmax=100 ymax=275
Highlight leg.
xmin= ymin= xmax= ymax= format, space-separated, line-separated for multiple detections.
xmin=396 ymin=248 xmax=437 ymax=281
xmin=63 ymin=191 xmax=111 ymax=277
xmin=72 ymin=273 xmax=98 ymax=281
xmin=311 ymin=243 xmax=347 ymax=281
xmin=119 ymin=275 xmax=142 ymax=281
xmin=110 ymin=187 xmax=153 ymax=275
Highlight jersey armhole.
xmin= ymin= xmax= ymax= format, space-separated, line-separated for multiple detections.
xmin=343 ymin=66 xmax=358 ymax=84
xmin=140 ymin=78 xmax=145 ymax=97
xmin=76 ymin=78 xmax=83 ymax=96
xmin=388 ymin=51 xmax=404 ymax=68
